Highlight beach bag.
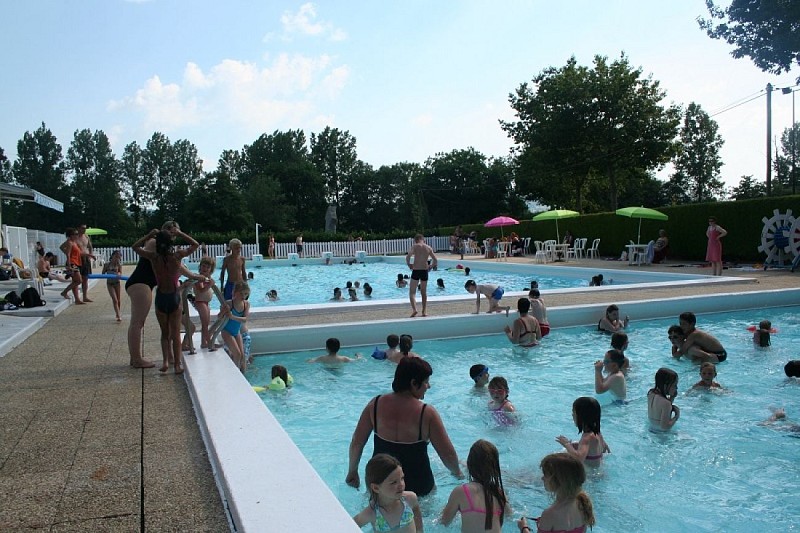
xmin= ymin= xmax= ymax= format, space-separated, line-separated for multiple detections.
xmin=4 ymin=291 xmax=22 ymax=307
xmin=20 ymin=287 xmax=45 ymax=308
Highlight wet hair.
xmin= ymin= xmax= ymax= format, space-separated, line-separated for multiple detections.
xmin=540 ymin=454 xmax=595 ymax=527
xmin=346 ymin=281 xmax=353 ymax=289
xmin=470 ymin=364 xmax=488 ymax=381
xmin=699 ymin=362 xmax=717 ymax=377
xmin=365 ymin=454 xmax=403 ymax=508
xmin=757 ymin=320 xmax=772 ymax=347
xmin=488 ymin=376 xmax=509 ymax=395
xmin=785 ymin=360 xmax=800 ymax=378
xmin=529 ymin=288 xmax=541 ymax=299
xmin=325 ymin=337 xmax=341 ymax=354
xmin=229 ymin=238 xmax=242 ymax=248
xmin=271 ymin=365 xmax=288 ymax=382
xmin=155 ymin=230 xmax=174 ymax=257
xmin=348 ymin=287 xmax=357 ymax=298
xmin=199 ymin=256 xmax=216 ymax=273
xmin=605 ymin=349 xmax=625 ymax=368
xmin=679 ymin=312 xmax=697 ymax=326
xmin=247 ymin=272 xmax=254 ymax=279
xmin=605 ymin=304 xmax=618 ymax=317
xmin=517 ymin=297 xmax=530 ymax=314
xmin=386 ymin=334 xmax=400 ymax=349
xmin=466 ymin=440 xmax=507 ymax=529
xmin=363 ymin=283 xmax=372 ymax=296
xmin=465 ymin=280 xmax=477 ymax=290
xmin=333 ymin=287 xmax=342 ymax=296
xmin=392 ymin=356 xmax=432 ymax=393
xmin=464 ymin=267 xmax=471 ymax=276
xmin=397 ymin=273 xmax=404 ymax=281
xmin=572 ymin=396 xmax=602 ymax=435
xmin=610 ymin=332 xmax=628 ymax=351
xmin=651 ymin=367 xmax=678 ymax=400
xmin=399 ymin=334 xmax=413 ymax=355
xmin=436 ymin=278 xmax=445 ymax=288
xmin=668 ymin=324 xmax=685 ymax=338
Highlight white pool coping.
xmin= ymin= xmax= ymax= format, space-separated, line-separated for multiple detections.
xmin=184 ymin=288 xmax=800 ymax=532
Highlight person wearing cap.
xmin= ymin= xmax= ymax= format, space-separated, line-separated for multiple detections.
xmin=470 ymin=364 xmax=490 ymax=387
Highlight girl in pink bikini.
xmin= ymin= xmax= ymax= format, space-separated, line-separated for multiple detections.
xmin=440 ymin=439 xmax=511 ymax=532
xmin=517 ymin=453 xmax=595 ymax=533
xmin=555 ymin=397 xmax=610 ymax=467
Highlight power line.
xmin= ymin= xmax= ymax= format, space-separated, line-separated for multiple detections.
xmin=709 ymin=91 xmax=766 ymax=118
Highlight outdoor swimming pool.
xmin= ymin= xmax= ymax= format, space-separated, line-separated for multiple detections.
xmin=188 ymin=256 xmax=714 ymax=309
xmin=247 ymin=306 xmax=800 ymax=532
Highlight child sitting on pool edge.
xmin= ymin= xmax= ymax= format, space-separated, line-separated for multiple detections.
xmin=307 ymin=337 xmax=362 ymax=364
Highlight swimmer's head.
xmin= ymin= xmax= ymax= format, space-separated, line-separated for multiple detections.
xmin=465 ymin=280 xmax=477 ymax=293
xmin=325 ymin=337 xmax=341 ymax=354
xmin=271 ymin=365 xmax=288 ymax=382
xmin=572 ymin=396 xmax=602 ymax=434
xmin=470 ymin=364 xmax=489 ymax=384
xmin=363 ymin=283 xmax=372 ymax=296
xmin=399 ymin=334 xmax=413 ymax=354
xmin=759 ymin=320 xmax=772 ymax=331
xmin=699 ymin=362 xmax=717 ymax=381
xmin=464 ymin=267 xmax=471 ymax=276
xmin=517 ymin=297 xmax=530 ymax=314
xmin=387 ymin=334 xmax=400 ymax=349
xmin=610 ymin=332 xmax=628 ymax=351
xmin=199 ymin=256 xmax=216 ymax=274
xmin=785 ymin=360 xmax=800 ymax=378
xmin=397 ymin=273 xmax=404 ymax=281
xmin=436 ymin=278 xmax=445 ymax=288
xmin=529 ymin=288 xmax=541 ymax=299
xmin=604 ymin=349 xmax=625 ymax=370
xmin=247 ymin=272 xmax=254 ymax=280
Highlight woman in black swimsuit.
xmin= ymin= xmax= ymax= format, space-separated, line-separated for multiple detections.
xmin=346 ymin=357 xmax=463 ymax=496
xmin=125 ymin=221 xmax=197 ymax=368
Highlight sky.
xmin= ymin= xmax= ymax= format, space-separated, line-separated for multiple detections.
xmin=1 ymin=1 xmax=798 ymax=190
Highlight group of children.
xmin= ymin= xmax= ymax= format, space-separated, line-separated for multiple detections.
xmin=332 ymin=280 xmax=374 ymax=301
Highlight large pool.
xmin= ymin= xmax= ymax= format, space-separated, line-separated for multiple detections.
xmin=189 ymin=256 xmax=715 ymax=309
xmin=247 ymin=306 xmax=800 ymax=532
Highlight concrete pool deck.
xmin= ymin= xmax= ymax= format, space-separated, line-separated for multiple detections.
xmin=1 ymin=257 xmax=797 ymax=531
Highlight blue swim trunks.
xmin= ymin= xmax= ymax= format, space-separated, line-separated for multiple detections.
xmin=224 ymin=280 xmax=235 ymax=300
xmin=491 ymin=287 xmax=504 ymax=301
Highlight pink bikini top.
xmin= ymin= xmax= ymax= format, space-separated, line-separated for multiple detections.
xmin=460 ymin=484 xmax=503 ymax=516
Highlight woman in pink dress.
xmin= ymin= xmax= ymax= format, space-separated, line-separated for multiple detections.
xmin=706 ymin=217 xmax=728 ymax=276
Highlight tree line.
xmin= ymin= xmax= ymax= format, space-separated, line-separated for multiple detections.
xmin=1 ymin=53 xmax=796 ymax=243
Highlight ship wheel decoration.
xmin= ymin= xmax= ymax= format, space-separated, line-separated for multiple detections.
xmin=784 ymin=215 xmax=800 ymax=260
xmin=758 ymin=209 xmax=795 ymax=264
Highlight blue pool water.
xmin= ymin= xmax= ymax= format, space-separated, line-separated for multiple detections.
xmin=195 ymin=259 xmax=671 ymax=308
xmin=247 ymin=306 xmax=800 ymax=532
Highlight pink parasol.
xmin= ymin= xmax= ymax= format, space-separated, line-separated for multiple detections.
xmin=484 ymin=216 xmax=519 ymax=238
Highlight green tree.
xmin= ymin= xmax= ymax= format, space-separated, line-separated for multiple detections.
xmin=11 ymin=122 xmax=67 ymax=231
xmin=140 ymin=132 xmax=172 ymax=220
xmin=310 ymin=126 xmax=358 ymax=206
xmin=774 ymin=123 xmax=799 ymax=195
xmin=120 ymin=141 xmax=149 ymax=231
xmin=0 ymin=147 xmax=11 ymax=183
xmin=164 ymin=139 xmax=203 ymax=222
xmin=730 ymin=175 xmax=767 ymax=200
xmin=670 ymin=103 xmax=725 ymax=203
xmin=64 ymin=129 xmax=126 ymax=231
xmin=503 ymin=55 xmax=680 ymax=211
xmin=240 ymin=130 xmax=326 ymax=229
xmin=184 ymin=170 xmax=252 ymax=232
xmin=699 ymin=0 xmax=800 ymax=81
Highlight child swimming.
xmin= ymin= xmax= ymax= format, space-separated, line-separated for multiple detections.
xmin=469 ymin=364 xmax=490 ymax=387
xmin=692 ymin=362 xmax=721 ymax=389
xmin=648 ymin=367 xmax=680 ymax=431
xmin=487 ymin=376 xmax=515 ymax=425
xmin=753 ymin=319 xmax=772 ymax=347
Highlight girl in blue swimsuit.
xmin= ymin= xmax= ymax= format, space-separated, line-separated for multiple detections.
xmin=353 ymin=454 xmax=421 ymax=532
xmin=220 ymin=281 xmax=250 ymax=372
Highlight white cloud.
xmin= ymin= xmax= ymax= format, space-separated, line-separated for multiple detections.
xmin=267 ymin=3 xmax=347 ymax=42
xmin=108 ymin=54 xmax=349 ymax=135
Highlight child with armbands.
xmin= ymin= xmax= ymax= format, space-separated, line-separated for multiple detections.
xmin=252 ymin=365 xmax=294 ymax=392
xmin=372 ymin=334 xmax=401 ymax=362
xmin=752 ymin=319 xmax=774 ymax=347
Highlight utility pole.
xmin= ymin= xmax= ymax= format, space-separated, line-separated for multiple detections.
xmin=766 ymin=83 xmax=772 ymax=196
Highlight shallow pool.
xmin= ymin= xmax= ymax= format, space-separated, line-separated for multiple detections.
xmin=193 ymin=257 xmax=707 ymax=309
xmin=247 ymin=306 xmax=800 ymax=532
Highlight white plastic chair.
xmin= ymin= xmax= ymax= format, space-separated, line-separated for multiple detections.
xmin=543 ymin=240 xmax=557 ymax=261
xmin=533 ymin=241 xmax=548 ymax=263
xmin=496 ymin=242 xmax=509 ymax=261
xmin=575 ymin=238 xmax=587 ymax=259
xmin=565 ymin=239 xmax=580 ymax=261
xmin=587 ymin=238 xmax=600 ymax=259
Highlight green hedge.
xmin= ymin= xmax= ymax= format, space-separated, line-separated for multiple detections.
xmin=439 ymin=195 xmax=800 ymax=262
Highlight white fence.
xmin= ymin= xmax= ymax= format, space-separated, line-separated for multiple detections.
xmin=2 ymin=223 xmax=451 ymax=267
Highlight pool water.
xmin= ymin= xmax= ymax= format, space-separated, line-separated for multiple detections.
xmin=247 ymin=306 xmax=800 ymax=532
xmin=200 ymin=261 xmax=618 ymax=308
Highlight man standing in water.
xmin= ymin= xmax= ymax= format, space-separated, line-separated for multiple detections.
xmin=406 ymin=234 xmax=437 ymax=318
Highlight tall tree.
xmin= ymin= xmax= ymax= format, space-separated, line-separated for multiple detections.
xmin=240 ymin=130 xmax=326 ymax=230
xmin=0 ymin=146 xmax=11 ymax=183
xmin=120 ymin=141 xmax=149 ymax=231
xmin=184 ymin=170 xmax=252 ymax=233
xmin=670 ymin=103 xmax=725 ymax=203
xmin=730 ymin=175 xmax=767 ymax=199
xmin=699 ymin=0 xmax=800 ymax=81
xmin=774 ymin=122 xmax=799 ymax=195
xmin=310 ymin=126 xmax=358 ymax=206
xmin=503 ymin=55 xmax=680 ymax=212
xmin=140 ymin=132 xmax=172 ymax=220
xmin=64 ymin=129 xmax=125 ymax=230
xmin=164 ymin=139 xmax=203 ymax=222
xmin=11 ymin=122 xmax=67 ymax=231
